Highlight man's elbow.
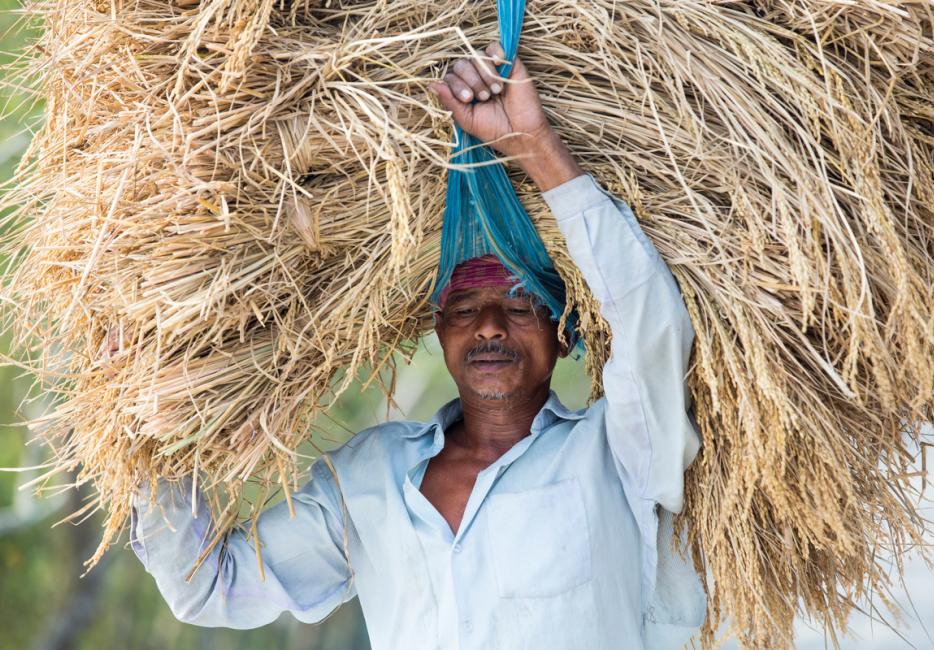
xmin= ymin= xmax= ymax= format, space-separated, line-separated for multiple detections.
xmin=159 ymin=571 xmax=285 ymax=629
xmin=159 ymin=578 xmax=226 ymax=627
xmin=151 ymin=557 xmax=235 ymax=627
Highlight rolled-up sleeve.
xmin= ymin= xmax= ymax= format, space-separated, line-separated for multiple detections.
xmin=130 ymin=456 xmax=355 ymax=628
xmin=543 ymin=173 xmax=704 ymax=640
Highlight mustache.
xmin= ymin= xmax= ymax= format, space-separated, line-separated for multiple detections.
xmin=464 ymin=341 xmax=519 ymax=363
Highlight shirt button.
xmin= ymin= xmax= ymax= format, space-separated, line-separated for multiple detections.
xmin=463 ymin=620 xmax=473 ymax=633
xmin=452 ymin=543 xmax=462 ymax=554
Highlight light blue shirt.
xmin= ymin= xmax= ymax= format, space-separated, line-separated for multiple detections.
xmin=131 ymin=173 xmax=705 ymax=649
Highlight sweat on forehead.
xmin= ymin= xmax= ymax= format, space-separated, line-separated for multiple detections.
xmin=438 ymin=254 xmax=528 ymax=311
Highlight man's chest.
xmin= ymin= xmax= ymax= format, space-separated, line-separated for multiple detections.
xmin=332 ymin=415 xmax=657 ymax=646
xmin=418 ymin=453 xmax=489 ymax=535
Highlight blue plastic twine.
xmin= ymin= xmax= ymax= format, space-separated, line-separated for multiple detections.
xmin=431 ymin=0 xmax=579 ymax=347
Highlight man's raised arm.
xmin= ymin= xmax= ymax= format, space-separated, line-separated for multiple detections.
xmin=541 ymin=170 xmax=700 ymax=513
xmin=131 ymin=457 xmax=354 ymax=628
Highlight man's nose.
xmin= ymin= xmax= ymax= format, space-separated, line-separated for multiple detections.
xmin=473 ymin=304 xmax=508 ymax=340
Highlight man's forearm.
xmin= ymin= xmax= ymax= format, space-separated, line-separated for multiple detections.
xmin=131 ymin=466 xmax=353 ymax=628
xmin=516 ymin=129 xmax=584 ymax=193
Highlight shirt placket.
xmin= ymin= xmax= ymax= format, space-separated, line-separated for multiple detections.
xmin=450 ymin=412 xmax=555 ymax=649
xmin=402 ymin=408 xmax=559 ymax=650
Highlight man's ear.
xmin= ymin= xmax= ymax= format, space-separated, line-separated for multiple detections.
xmin=556 ymin=326 xmax=571 ymax=359
xmin=558 ymin=338 xmax=570 ymax=359
xmin=552 ymin=321 xmax=570 ymax=359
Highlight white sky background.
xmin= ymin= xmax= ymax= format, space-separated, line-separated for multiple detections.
xmin=787 ymin=463 xmax=934 ymax=650
xmin=382 ymin=336 xmax=934 ymax=650
xmin=790 ymin=551 xmax=934 ymax=649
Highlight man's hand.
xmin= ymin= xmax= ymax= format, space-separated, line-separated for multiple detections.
xmin=429 ymin=42 xmax=583 ymax=192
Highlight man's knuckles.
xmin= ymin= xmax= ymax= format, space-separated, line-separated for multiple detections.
xmin=443 ymin=72 xmax=474 ymax=102
xmin=452 ymin=60 xmax=494 ymax=101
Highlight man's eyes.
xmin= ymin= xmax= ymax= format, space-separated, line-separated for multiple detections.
xmin=445 ymin=306 xmax=477 ymax=320
xmin=445 ymin=301 xmax=542 ymax=320
xmin=453 ymin=305 xmax=530 ymax=312
xmin=446 ymin=298 xmax=545 ymax=323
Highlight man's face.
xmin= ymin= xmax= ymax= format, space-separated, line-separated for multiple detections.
xmin=434 ymin=285 xmax=568 ymax=402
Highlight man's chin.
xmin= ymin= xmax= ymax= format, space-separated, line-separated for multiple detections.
xmin=466 ymin=383 xmax=519 ymax=401
xmin=474 ymin=389 xmax=510 ymax=401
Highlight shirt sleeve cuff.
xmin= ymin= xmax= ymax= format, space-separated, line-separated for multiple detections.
xmin=541 ymin=173 xmax=614 ymax=222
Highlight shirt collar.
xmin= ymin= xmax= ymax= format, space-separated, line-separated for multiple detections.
xmin=401 ymin=389 xmax=585 ymax=440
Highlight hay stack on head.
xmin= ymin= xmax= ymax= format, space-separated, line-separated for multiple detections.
xmin=0 ymin=0 xmax=932 ymax=647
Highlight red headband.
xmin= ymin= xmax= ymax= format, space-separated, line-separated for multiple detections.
xmin=438 ymin=255 xmax=519 ymax=311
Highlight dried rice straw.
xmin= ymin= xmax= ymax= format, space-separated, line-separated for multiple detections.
xmin=1 ymin=1 xmax=932 ymax=647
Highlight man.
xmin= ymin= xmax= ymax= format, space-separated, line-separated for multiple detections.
xmin=131 ymin=42 xmax=705 ymax=649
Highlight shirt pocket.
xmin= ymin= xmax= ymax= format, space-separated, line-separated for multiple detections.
xmin=486 ymin=477 xmax=593 ymax=598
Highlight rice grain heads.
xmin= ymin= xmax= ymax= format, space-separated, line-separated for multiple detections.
xmin=1 ymin=1 xmax=932 ymax=647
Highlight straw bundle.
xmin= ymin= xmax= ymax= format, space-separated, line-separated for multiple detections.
xmin=2 ymin=0 xmax=932 ymax=647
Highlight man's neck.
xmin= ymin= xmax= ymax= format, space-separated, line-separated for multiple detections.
xmin=448 ymin=385 xmax=551 ymax=462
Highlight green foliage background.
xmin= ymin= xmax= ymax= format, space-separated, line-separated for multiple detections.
xmin=0 ymin=4 xmax=591 ymax=648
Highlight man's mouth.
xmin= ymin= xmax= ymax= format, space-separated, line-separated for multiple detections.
xmin=470 ymin=356 xmax=515 ymax=367
xmin=468 ymin=358 xmax=515 ymax=372
xmin=470 ymin=354 xmax=515 ymax=363
xmin=465 ymin=344 xmax=518 ymax=369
